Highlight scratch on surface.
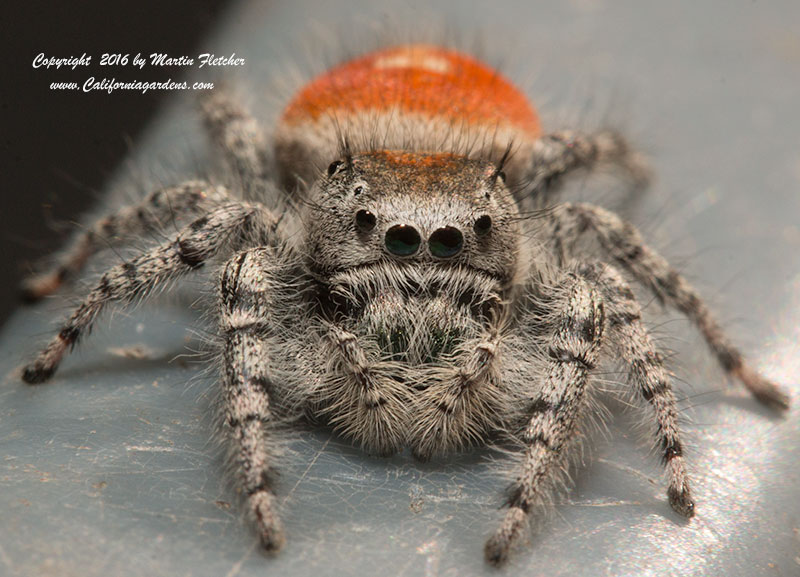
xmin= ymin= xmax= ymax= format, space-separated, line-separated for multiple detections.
xmin=573 ymin=499 xmax=642 ymax=508
xmin=0 ymin=543 xmax=12 ymax=570
xmin=125 ymin=445 xmax=176 ymax=452
xmin=285 ymin=437 xmax=331 ymax=501
xmin=103 ymin=502 xmax=228 ymax=524
xmin=330 ymin=471 xmax=374 ymax=484
xmin=595 ymin=457 xmax=658 ymax=485
xmin=224 ymin=542 xmax=259 ymax=577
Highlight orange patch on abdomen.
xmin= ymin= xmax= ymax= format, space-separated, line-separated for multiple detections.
xmin=280 ymin=45 xmax=541 ymax=139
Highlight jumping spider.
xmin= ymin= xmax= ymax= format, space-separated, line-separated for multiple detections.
xmin=21 ymin=45 xmax=790 ymax=566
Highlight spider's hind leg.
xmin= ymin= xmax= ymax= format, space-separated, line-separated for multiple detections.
xmin=549 ymin=202 xmax=790 ymax=410
xmin=526 ymin=129 xmax=652 ymax=204
xmin=22 ymin=200 xmax=275 ymax=384
xmin=580 ymin=261 xmax=695 ymax=517
xmin=200 ymin=88 xmax=273 ymax=200
xmin=20 ymin=180 xmax=228 ymax=302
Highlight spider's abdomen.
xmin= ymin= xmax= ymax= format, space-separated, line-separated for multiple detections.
xmin=280 ymin=44 xmax=540 ymax=135
xmin=275 ymin=44 xmax=541 ymax=186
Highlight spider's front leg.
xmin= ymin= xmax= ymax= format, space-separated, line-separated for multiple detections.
xmin=218 ymin=248 xmax=285 ymax=551
xmin=20 ymin=180 xmax=229 ymax=301
xmin=486 ymin=262 xmax=697 ymax=565
xmin=485 ymin=271 xmax=605 ymax=566
xmin=526 ymin=130 xmax=652 ymax=202
xmin=22 ymin=201 xmax=275 ymax=384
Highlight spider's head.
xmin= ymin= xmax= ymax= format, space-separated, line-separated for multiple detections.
xmin=303 ymin=150 xmax=522 ymax=285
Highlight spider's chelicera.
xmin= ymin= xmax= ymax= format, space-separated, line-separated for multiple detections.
xmin=21 ymin=44 xmax=789 ymax=566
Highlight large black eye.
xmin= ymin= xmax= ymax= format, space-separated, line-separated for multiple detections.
xmin=429 ymin=226 xmax=464 ymax=258
xmin=385 ymin=224 xmax=421 ymax=256
xmin=355 ymin=209 xmax=377 ymax=232
xmin=473 ymin=215 xmax=492 ymax=236
xmin=327 ymin=160 xmax=344 ymax=177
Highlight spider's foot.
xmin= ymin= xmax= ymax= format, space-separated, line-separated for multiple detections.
xmin=249 ymin=490 xmax=285 ymax=553
xmin=621 ymin=150 xmax=654 ymax=193
xmin=258 ymin=524 xmax=285 ymax=553
xmin=484 ymin=506 xmax=526 ymax=567
xmin=484 ymin=534 xmax=511 ymax=567
xmin=734 ymin=365 xmax=790 ymax=411
xmin=22 ymin=360 xmax=56 ymax=384
xmin=21 ymin=333 xmax=71 ymax=384
xmin=667 ymin=485 xmax=695 ymax=518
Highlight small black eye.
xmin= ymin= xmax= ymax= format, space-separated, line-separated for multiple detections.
xmin=474 ymin=215 xmax=493 ymax=236
xmin=327 ymin=160 xmax=344 ymax=177
xmin=355 ymin=209 xmax=377 ymax=232
xmin=353 ymin=185 xmax=363 ymax=196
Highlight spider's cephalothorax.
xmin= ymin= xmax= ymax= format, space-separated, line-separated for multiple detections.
xmin=21 ymin=44 xmax=790 ymax=566
xmin=303 ymin=150 xmax=524 ymax=460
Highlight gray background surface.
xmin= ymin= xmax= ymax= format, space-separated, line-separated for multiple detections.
xmin=2 ymin=1 xmax=799 ymax=576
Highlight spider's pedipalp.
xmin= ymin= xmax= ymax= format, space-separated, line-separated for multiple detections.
xmin=316 ymin=325 xmax=412 ymax=456
xmin=410 ymin=333 xmax=506 ymax=461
